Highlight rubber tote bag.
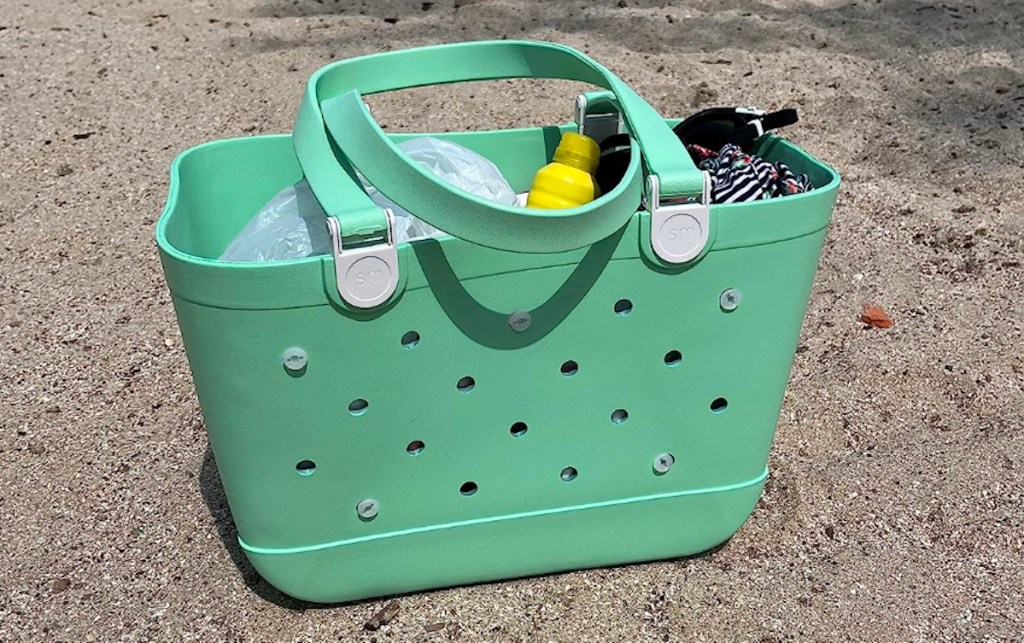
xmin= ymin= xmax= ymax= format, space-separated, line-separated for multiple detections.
xmin=156 ymin=41 xmax=840 ymax=603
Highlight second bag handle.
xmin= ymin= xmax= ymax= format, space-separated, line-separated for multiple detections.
xmin=293 ymin=40 xmax=706 ymax=254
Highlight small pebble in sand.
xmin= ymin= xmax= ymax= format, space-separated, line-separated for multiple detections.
xmin=860 ymin=304 xmax=894 ymax=329
xmin=364 ymin=600 xmax=400 ymax=631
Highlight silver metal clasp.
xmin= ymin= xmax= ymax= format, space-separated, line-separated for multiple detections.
xmin=574 ymin=94 xmax=623 ymax=145
xmin=326 ymin=209 xmax=399 ymax=309
xmin=645 ymin=172 xmax=712 ymax=264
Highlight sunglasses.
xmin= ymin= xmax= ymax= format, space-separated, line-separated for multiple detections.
xmin=595 ymin=107 xmax=799 ymax=195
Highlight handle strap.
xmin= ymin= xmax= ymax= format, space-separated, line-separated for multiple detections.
xmin=294 ymin=41 xmax=704 ymax=253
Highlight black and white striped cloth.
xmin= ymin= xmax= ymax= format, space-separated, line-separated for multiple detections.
xmin=688 ymin=143 xmax=814 ymax=204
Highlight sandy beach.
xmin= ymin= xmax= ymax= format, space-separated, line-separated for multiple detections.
xmin=1 ymin=0 xmax=1022 ymax=640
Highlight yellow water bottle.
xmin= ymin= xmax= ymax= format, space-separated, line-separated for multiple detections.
xmin=526 ymin=132 xmax=600 ymax=209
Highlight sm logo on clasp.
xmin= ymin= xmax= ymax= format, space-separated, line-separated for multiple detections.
xmin=666 ymin=223 xmax=699 ymax=245
xmin=355 ymin=269 xmax=385 ymax=288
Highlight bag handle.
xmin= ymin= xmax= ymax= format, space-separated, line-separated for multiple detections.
xmin=293 ymin=40 xmax=705 ymax=254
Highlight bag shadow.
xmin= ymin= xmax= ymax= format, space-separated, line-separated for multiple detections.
xmin=410 ymin=225 xmax=626 ymax=349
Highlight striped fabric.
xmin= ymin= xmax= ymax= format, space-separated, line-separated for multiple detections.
xmin=688 ymin=143 xmax=814 ymax=204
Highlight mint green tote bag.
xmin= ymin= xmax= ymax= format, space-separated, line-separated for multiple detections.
xmin=156 ymin=41 xmax=840 ymax=603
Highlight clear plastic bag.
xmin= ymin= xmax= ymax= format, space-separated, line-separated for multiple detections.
xmin=219 ymin=180 xmax=333 ymax=262
xmin=364 ymin=137 xmax=518 ymax=244
xmin=219 ymin=137 xmax=517 ymax=262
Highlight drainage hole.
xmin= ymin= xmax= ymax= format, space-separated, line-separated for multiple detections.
xmin=406 ymin=440 xmax=425 ymax=455
xmin=560 ymin=360 xmax=579 ymax=377
xmin=460 ymin=481 xmax=478 ymax=496
xmin=664 ymin=350 xmax=683 ymax=366
xmin=710 ymin=397 xmax=729 ymax=413
xmin=401 ymin=331 xmax=421 ymax=349
xmin=510 ymin=422 xmax=528 ymax=437
xmin=614 ymin=299 xmax=633 ymax=315
xmin=611 ymin=409 xmax=629 ymax=425
xmin=560 ymin=467 xmax=578 ymax=482
xmin=348 ymin=399 xmax=369 ymax=416
xmin=456 ymin=376 xmax=476 ymax=393
xmin=295 ymin=460 xmax=316 ymax=476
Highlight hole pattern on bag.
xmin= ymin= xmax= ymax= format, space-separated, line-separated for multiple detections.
xmin=349 ymin=399 xmax=369 ymax=416
xmin=401 ymin=331 xmax=421 ymax=349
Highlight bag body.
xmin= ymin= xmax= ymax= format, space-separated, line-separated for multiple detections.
xmin=156 ymin=42 xmax=839 ymax=604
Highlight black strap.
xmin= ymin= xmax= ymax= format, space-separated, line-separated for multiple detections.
xmin=726 ymin=109 xmax=799 ymax=146
xmin=595 ymin=107 xmax=799 ymax=194
xmin=760 ymin=108 xmax=798 ymax=131
xmin=599 ymin=107 xmax=798 ymax=151
xmin=674 ymin=108 xmax=798 ymax=146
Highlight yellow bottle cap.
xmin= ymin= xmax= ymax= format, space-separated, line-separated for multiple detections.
xmin=553 ymin=132 xmax=600 ymax=175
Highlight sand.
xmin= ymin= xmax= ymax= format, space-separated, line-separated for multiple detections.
xmin=1 ymin=0 xmax=1022 ymax=640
